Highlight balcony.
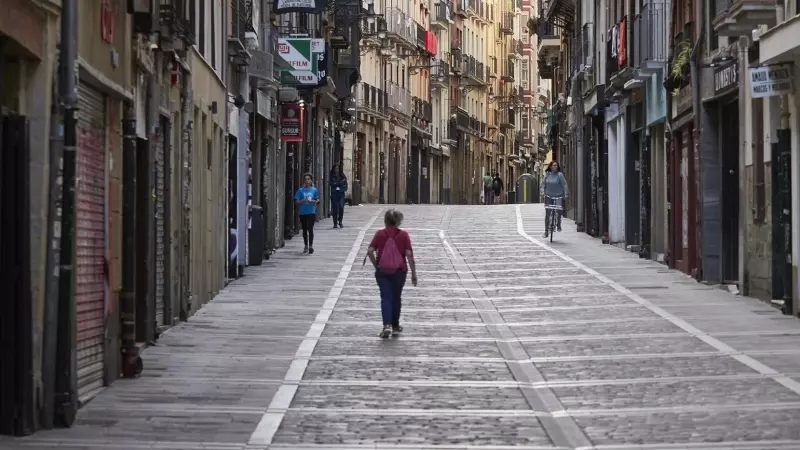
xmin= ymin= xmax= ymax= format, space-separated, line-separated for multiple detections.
xmin=451 ymin=49 xmax=463 ymax=73
xmin=511 ymin=39 xmax=523 ymax=58
xmin=713 ymin=0 xmax=777 ymax=36
xmin=159 ymin=0 xmax=195 ymax=50
xmin=606 ymin=15 xmax=635 ymax=91
xmin=516 ymin=0 xmax=523 ymax=11
xmin=357 ymin=83 xmax=389 ymax=120
xmin=433 ymin=1 xmax=453 ymax=29
xmin=539 ymin=58 xmax=555 ymax=79
xmin=456 ymin=0 xmax=468 ymax=17
xmin=500 ymin=12 xmax=514 ymax=34
xmin=455 ymin=107 xmax=470 ymax=129
xmin=228 ymin=0 xmax=252 ymax=64
xmin=537 ymin=19 xmax=560 ymax=60
xmin=499 ymin=108 xmax=515 ymax=129
xmin=544 ymin=0 xmax=575 ymax=29
xmin=416 ymin=21 xmax=426 ymax=49
xmin=502 ymin=60 xmax=515 ymax=82
xmin=431 ymin=59 xmax=451 ymax=86
xmin=633 ymin=3 xmax=667 ymax=79
xmin=386 ymin=8 xmax=416 ymax=48
xmin=476 ymin=0 xmax=488 ymax=23
xmin=388 ymin=82 xmax=411 ymax=116
xmin=467 ymin=0 xmax=477 ymax=16
xmin=465 ymin=55 xmax=485 ymax=83
xmin=537 ymin=134 xmax=549 ymax=156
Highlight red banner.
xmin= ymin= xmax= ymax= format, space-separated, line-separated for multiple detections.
xmin=280 ymin=103 xmax=304 ymax=142
xmin=617 ymin=17 xmax=626 ymax=67
xmin=425 ymin=31 xmax=438 ymax=56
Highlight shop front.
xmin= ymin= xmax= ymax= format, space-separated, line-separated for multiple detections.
xmin=668 ymin=85 xmax=696 ymax=275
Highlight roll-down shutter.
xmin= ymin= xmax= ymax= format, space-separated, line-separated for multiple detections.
xmin=76 ymin=83 xmax=107 ymax=403
xmin=154 ymin=120 xmax=166 ymax=327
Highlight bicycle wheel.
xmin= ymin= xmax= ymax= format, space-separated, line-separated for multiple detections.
xmin=550 ymin=209 xmax=556 ymax=243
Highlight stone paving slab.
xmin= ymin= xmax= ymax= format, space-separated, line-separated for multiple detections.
xmin=303 ymin=358 xmax=516 ymax=382
xmin=272 ymin=413 xmax=555 ymax=447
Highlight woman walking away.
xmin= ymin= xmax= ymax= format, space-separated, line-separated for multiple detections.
xmin=329 ymin=163 xmax=348 ymax=228
xmin=540 ymin=160 xmax=569 ymax=238
xmin=366 ymin=209 xmax=418 ymax=338
xmin=294 ymin=173 xmax=320 ymax=254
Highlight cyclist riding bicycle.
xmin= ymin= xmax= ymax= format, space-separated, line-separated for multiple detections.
xmin=540 ymin=160 xmax=569 ymax=238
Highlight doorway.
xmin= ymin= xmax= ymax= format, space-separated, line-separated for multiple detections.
xmin=721 ymin=102 xmax=740 ymax=283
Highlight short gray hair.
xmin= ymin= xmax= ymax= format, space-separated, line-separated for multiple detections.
xmin=384 ymin=209 xmax=404 ymax=227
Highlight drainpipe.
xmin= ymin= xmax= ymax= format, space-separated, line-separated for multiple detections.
xmin=737 ymin=36 xmax=750 ymax=293
xmin=42 ymin=24 xmax=63 ymax=430
xmin=54 ymin=0 xmax=79 ymax=427
xmin=238 ymin=68 xmax=249 ymax=276
xmin=181 ymin=63 xmax=193 ymax=317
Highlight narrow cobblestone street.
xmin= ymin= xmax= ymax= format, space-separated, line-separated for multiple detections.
xmin=5 ymin=204 xmax=800 ymax=450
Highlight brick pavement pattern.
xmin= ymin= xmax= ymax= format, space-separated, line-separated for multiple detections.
xmin=4 ymin=204 xmax=800 ymax=450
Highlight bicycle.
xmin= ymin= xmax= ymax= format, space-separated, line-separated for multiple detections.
xmin=543 ymin=195 xmax=564 ymax=243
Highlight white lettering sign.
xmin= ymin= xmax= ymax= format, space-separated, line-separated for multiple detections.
xmin=750 ymin=65 xmax=793 ymax=99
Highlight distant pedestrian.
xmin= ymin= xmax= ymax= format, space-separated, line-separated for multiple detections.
xmin=294 ymin=173 xmax=320 ymax=254
xmin=482 ymin=172 xmax=493 ymax=205
xmin=540 ymin=160 xmax=568 ymax=238
xmin=492 ymin=172 xmax=504 ymax=204
xmin=329 ymin=163 xmax=348 ymax=228
xmin=366 ymin=209 xmax=418 ymax=338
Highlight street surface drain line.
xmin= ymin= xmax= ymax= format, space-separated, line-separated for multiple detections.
xmin=439 ymin=229 xmax=594 ymax=450
xmin=247 ymin=209 xmax=383 ymax=447
xmin=515 ymin=204 xmax=800 ymax=397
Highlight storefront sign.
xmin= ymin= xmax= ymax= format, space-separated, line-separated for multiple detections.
xmin=280 ymin=103 xmax=304 ymax=142
xmin=274 ymin=0 xmax=327 ymax=13
xmin=713 ymin=61 xmax=738 ymax=96
xmin=750 ymin=64 xmax=793 ymax=98
xmin=675 ymin=85 xmax=692 ymax=117
xmin=278 ymin=38 xmax=327 ymax=86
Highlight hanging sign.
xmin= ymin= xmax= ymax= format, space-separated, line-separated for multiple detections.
xmin=713 ymin=61 xmax=738 ymax=95
xmin=280 ymin=103 xmax=304 ymax=142
xmin=278 ymin=38 xmax=327 ymax=86
xmin=750 ymin=64 xmax=793 ymax=98
xmin=274 ymin=0 xmax=328 ymax=13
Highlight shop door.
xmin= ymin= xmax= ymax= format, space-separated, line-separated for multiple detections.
xmin=76 ymin=83 xmax=108 ymax=402
xmin=420 ymin=148 xmax=431 ymax=204
xmin=409 ymin=146 xmax=420 ymax=204
xmin=625 ymin=129 xmax=641 ymax=246
xmin=668 ymin=129 xmax=683 ymax=270
xmin=721 ymin=105 xmax=740 ymax=282
xmin=154 ymin=118 xmax=167 ymax=327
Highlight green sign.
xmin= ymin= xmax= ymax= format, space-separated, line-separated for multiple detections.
xmin=277 ymin=38 xmax=327 ymax=86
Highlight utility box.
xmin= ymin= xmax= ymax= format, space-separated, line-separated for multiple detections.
xmin=516 ymin=173 xmax=540 ymax=203
xmin=351 ymin=179 xmax=361 ymax=206
xmin=249 ymin=206 xmax=265 ymax=266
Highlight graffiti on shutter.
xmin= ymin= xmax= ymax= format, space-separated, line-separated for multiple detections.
xmin=154 ymin=121 xmax=166 ymax=327
xmin=76 ymin=83 xmax=107 ymax=403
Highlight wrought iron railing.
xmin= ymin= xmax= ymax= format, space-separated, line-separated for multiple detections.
xmin=501 ymin=11 xmax=514 ymax=31
xmin=451 ymin=49 xmax=463 ymax=72
xmin=503 ymin=60 xmax=515 ymax=80
xmin=435 ymin=1 xmax=453 ymax=23
xmin=536 ymin=16 xmax=559 ymax=41
xmin=468 ymin=0 xmax=477 ymax=13
xmin=713 ymin=0 xmax=732 ymax=20
xmin=357 ymin=83 xmax=388 ymax=113
xmin=457 ymin=0 xmax=468 ymax=15
xmin=416 ymin=21 xmax=426 ymax=48
xmin=229 ymin=0 xmax=251 ymax=43
xmin=635 ymin=2 xmax=667 ymax=67
xmin=455 ymin=108 xmax=470 ymax=128
xmin=432 ymin=59 xmax=451 ymax=81
xmin=387 ymin=8 xmax=415 ymax=44
xmin=388 ymin=81 xmax=411 ymax=115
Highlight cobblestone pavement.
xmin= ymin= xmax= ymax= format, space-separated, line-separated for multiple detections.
xmin=5 ymin=204 xmax=800 ymax=450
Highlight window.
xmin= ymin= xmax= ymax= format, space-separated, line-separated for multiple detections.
xmin=199 ymin=0 xmax=205 ymax=54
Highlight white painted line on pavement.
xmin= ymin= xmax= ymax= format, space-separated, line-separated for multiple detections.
xmin=248 ymin=208 xmax=383 ymax=447
xmin=515 ymin=204 xmax=800 ymax=397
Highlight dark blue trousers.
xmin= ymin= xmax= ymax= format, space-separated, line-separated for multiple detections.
xmin=375 ymin=270 xmax=407 ymax=326
xmin=331 ymin=195 xmax=345 ymax=224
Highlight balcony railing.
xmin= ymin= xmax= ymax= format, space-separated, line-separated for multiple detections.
xmin=434 ymin=1 xmax=453 ymax=24
xmin=451 ymin=49 xmax=463 ymax=72
xmin=432 ymin=59 xmax=451 ymax=84
xmin=388 ymin=81 xmax=411 ymax=116
xmin=357 ymin=82 xmax=388 ymax=114
xmin=499 ymin=109 xmax=515 ymax=128
xmin=229 ymin=0 xmax=247 ymax=43
xmin=512 ymin=38 xmax=523 ymax=55
xmin=634 ymin=2 xmax=667 ymax=68
xmin=501 ymin=12 xmax=514 ymax=33
xmin=714 ymin=0 xmax=732 ymax=19
xmin=416 ymin=21 xmax=426 ymax=48
xmin=455 ymin=108 xmax=470 ymax=129
xmin=502 ymin=60 xmax=515 ymax=81
xmin=516 ymin=0 xmax=522 ymax=9
xmin=536 ymin=15 xmax=559 ymax=41
xmin=387 ymin=8 xmax=415 ymax=45
xmin=456 ymin=0 xmax=468 ymax=16
xmin=465 ymin=55 xmax=485 ymax=81
xmin=468 ymin=0 xmax=477 ymax=14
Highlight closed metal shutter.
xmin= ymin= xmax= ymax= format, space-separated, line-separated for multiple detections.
xmin=154 ymin=120 xmax=166 ymax=327
xmin=76 ymin=83 xmax=107 ymax=403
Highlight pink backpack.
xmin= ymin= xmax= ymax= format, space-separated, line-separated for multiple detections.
xmin=378 ymin=230 xmax=404 ymax=273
